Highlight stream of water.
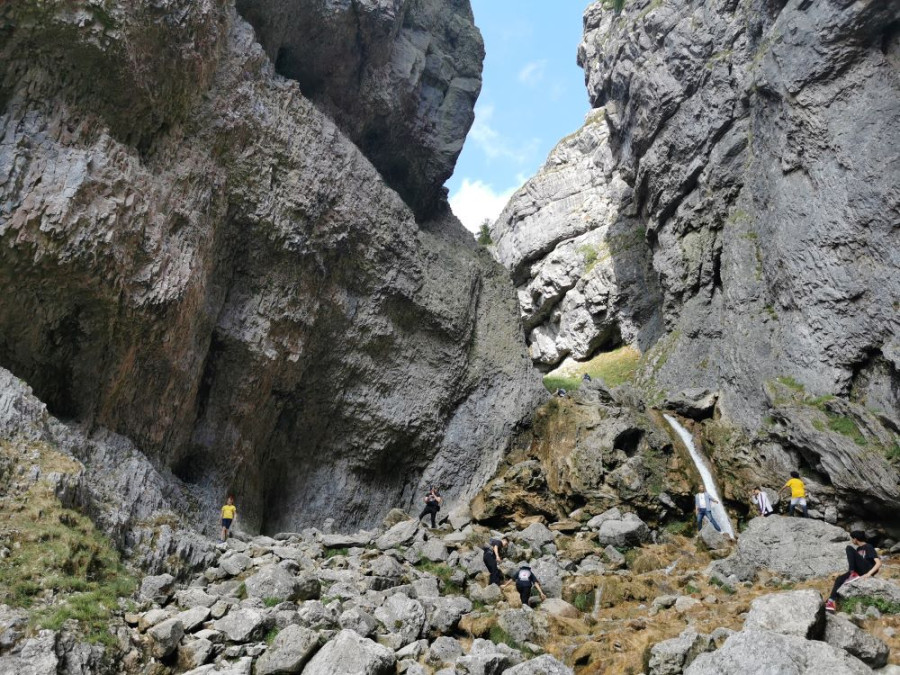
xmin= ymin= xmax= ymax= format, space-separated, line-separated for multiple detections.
xmin=662 ymin=413 xmax=735 ymax=537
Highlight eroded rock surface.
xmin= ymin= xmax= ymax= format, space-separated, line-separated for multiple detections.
xmin=0 ymin=0 xmax=541 ymax=534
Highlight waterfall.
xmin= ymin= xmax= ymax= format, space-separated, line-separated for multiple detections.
xmin=662 ymin=413 xmax=735 ymax=537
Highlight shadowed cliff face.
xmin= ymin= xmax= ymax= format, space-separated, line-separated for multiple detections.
xmin=0 ymin=0 xmax=542 ymax=533
xmin=491 ymin=0 xmax=900 ymax=524
xmin=235 ymin=0 xmax=484 ymax=220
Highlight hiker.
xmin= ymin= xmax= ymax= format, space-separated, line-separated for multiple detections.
xmin=751 ymin=487 xmax=774 ymax=517
xmin=695 ymin=485 xmax=722 ymax=533
xmin=418 ymin=485 xmax=443 ymax=529
xmin=503 ymin=564 xmax=547 ymax=608
xmin=556 ymin=388 xmax=567 ymax=398
xmin=825 ymin=530 xmax=881 ymax=613
xmin=483 ymin=536 xmax=509 ymax=586
xmin=779 ymin=471 xmax=808 ymax=517
xmin=221 ymin=495 xmax=236 ymax=543
xmin=582 ymin=373 xmax=592 ymax=382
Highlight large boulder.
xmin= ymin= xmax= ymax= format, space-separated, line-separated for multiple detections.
xmin=514 ymin=523 xmax=555 ymax=552
xmin=300 ymin=630 xmax=395 ymax=675
xmin=684 ymin=630 xmax=872 ymax=674
xmin=212 ymin=609 xmax=267 ymax=643
xmin=837 ymin=577 xmax=900 ymax=605
xmin=589 ymin=508 xmax=650 ymax=547
xmin=743 ymin=590 xmax=825 ymax=639
xmin=140 ymin=574 xmax=176 ymax=604
xmin=376 ymin=520 xmax=419 ymax=551
xmin=244 ymin=566 xmax=301 ymax=602
xmin=148 ymin=618 xmax=185 ymax=659
xmin=824 ymin=613 xmax=889 ymax=669
xmin=256 ymin=625 xmax=320 ymax=675
xmin=321 ymin=532 xmax=375 ymax=549
xmin=709 ymin=517 xmax=848 ymax=581
xmin=427 ymin=596 xmax=473 ymax=635
xmin=649 ymin=629 xmax=713 ymax=675
xmin=373 ymin=594 xmax=425 ymax=647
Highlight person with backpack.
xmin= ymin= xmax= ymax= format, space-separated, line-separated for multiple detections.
xmin=694 ymin=485 xmax=722 ymax=533
xmin=503 ymin=564 xmax=547 ymax=608
xmin=417 ymin=485 xmax=443 ymax=529
xmin=483 ymin=536 xmax=509 ymax=586
xmin=825 ymin=530 xmax=882 ymax=613
xmin=779 ymin=471 xmax=808 ymax=517
xmin=220 ymin=495 xmax=236 ymax=544
xmin=751 ymin=487 xmax=774 ymax=517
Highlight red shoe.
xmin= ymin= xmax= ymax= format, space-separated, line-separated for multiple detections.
xmin=848 ymin=572 xmax=860 ymax=581
xmin=825 ymin=599 xmax=836 ymax=613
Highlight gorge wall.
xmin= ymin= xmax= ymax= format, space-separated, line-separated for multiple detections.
xmin=492 ymin=0 xmax=900 ymax=528
xmin=0 ymin=0 xmax=542 ymax=534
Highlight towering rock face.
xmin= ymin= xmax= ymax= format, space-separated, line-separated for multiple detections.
xmin=234 ymin=0 xmax=484 ymax=219
xmin=0 ymin=0 xmax=541 ymax=533
xmin=492 ymin=0 xmax=900 ymax=524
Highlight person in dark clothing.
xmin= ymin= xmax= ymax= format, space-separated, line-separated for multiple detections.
xmin=482 ymin=537 xmax=509 ymax=586
xmin=417 ymin=486 xmax=443 ymax=528
xmin=503 ymin=564 xmax=546 ymax=607
xmin=825 ymin=530 xmax=881 ymax=613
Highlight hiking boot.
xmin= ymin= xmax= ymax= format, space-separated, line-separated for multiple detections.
xmin=825 ymin=599 xmax=836 ymax=613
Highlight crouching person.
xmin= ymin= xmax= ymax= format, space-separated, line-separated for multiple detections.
xmin=504 ymin=564 xmax=546 ymax=609
xmin=825 ymin=530 xmax=881 ymax=613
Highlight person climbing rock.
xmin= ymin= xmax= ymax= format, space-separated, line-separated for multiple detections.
xmin=582 ymin=373 xmax=592 ymax=382
xmin=825 ymin=530 xmax=881 ymax=613
xmin=417 ymin=485 xmax=443 ymax=529
xmin=503 ymin=563 xmax=546 ymax=608
xmin=221 ymin=495 xmax=236 ymax=544
xmin=694 ymin=485 xmax=722 ymax=533
xmin=483 ymin=536 xmax=509 ymax=586
xmin=779 ymin=471 xmax=808 ymax=517
xmin=752 ymin=487 xmax=774 ymax=517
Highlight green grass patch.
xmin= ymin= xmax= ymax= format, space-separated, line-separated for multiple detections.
xmin=263 ymin=597 xmax=281 ymax=608
xmin=542 ymin=345 xmax=642 ymax=393
xmin=776 ymin=376 xmax=804 ymax=392
xmin=709 ymin=576 xmax=736 ymax=594
xmin=264 ymin=627 xmax=279 ymax=644
xmin=324 ymin=547 xmax=349 ymax=558
xmin=573 ymin=591 xmax=595 ymax=612
xmin=684 ymin=584 xmax=700 ymax=595
xmin=826 ymin=415 xmax=867 ymax=446
xmin=841 ymin=596 xmax=900 ymax=615
xmin=0 ymin=442 xmax=138 ymax=646
xmin=664 ymin=520 xmax=693 ymax=536
xmin=489 ymin=625 xmax=524 ymax=650
xmin=416 ymin=560 xmax=463 ymax=595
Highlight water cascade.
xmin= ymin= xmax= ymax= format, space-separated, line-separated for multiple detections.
xmin=663 ymin=413 xmax=735 ymax=537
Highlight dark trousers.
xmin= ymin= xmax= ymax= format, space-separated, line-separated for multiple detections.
xmin=830 ymin=546 xmax=876 ymax=599
xmin=418 ymin=502 xmax=439 ymax=528
xmin=483 ymin=549 xmax=502 ymax=586
xmin=516 ymin=582 xmax=532 ymax=606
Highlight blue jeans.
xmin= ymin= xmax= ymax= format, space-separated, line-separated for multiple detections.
xmin=697 ymin=509 xmax=721 ymax=532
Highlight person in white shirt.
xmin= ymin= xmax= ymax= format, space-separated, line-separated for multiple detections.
xmin=752 ymin=487 xmax=774 ymax=517
xmin=695 ymin=485 xmax=722 ymax=533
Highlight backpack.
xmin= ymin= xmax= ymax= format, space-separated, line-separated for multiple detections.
xmin=517 ymin=568 xmax=532 ymax=583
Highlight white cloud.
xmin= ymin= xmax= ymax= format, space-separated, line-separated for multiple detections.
xmin=518 ymin=60 xmax=547 ymax=87
xmin=449 ymin=179 xmax=518 ymax=234
xmin=469 ymin=103 xmax=539 ymax=165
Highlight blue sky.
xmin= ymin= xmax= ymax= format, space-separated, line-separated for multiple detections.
xmin=447 ymin=1 xmax=591 ymax=233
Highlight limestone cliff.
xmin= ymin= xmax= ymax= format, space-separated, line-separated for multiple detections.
xmin=0 ymin=0 xmax=542 ymax=534
xmin=491 ymin=0 xmax=900 ymax=527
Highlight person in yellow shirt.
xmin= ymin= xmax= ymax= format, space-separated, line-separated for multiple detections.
xmin=221 ymin=495 xmax=237 ymax=543
xmin=779 ymin=471 xmax=808 ymax=517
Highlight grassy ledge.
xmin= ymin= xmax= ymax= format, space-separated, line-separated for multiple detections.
xmin=543 ymin=345 xmax=641 ymax=393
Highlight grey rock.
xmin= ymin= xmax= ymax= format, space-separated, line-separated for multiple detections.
xmin=469 ymin=583 xmax=502 ymax=605
xmin=837 ymin=577 xmax=900 ymax=605
xmin=0 ymin=631 xmax=58 ymax=675
xmin=183 ymin=657 xmax=254 ymax=675
xmin=139 ymin=608 xmax=173 ymax=632
xmin=497 ymin=609 xmax=548 ymax=645
xmin=603 ymin=545 xmax=626 ymax=568
xmin=649 ymin=629 xmax=713 ymax=675
xmin=300 ymin=629 xmax=395 ymax=675
xmin=140 ymin=574 xmax=176 ymax=604
xmin=220 ymin=554 xmax=253 ymax=577
xmin=743 ymin=590 xmax=825 ymax=639
xmin=710 ymin=517 xmax=849 ymax=581
xmin=824 ymin=613 xmax=889 ymax=668
xmin=178 ymin=637 xmax=215 ymax=670
xmin=514 ymin=523 xmax=556 ymax=552
xmin=674 ymin=596 xmax=700 ymax=613
xmin=447 ymin=505 xmax=472 ymax=531
xmin=176 ymin=588 xmax=219 ymax=609
xmin=339 ymin=608 xmax=379 ymax=639
xmin=376 ymin=519 xmax=420 ymax=551
xmin=590 ymin=509 xmax=650 ymax=547
xmin=663 ymin=390 xmax=719 ymax=420
xmin=373 ymin=594 xmax=425 ymax=647
xmin=148 ymin=618 xmax=185 ymax=659
xmin=245 ymin=565 xmax=301 ymax=602
xmin=699 ymin=520 xmax=731 ymax=551
xmin=420 ymin=539 xmax=450 ymax=563
xmin=426 ymin=636 xmax=464 ymax=667
xmin=256 ymin=625 xmax=320 ymax=675
xmin=212 ymin=609 xmax=267 ymax=643
xmin=684 ymin=630 xmax=872 ymax=675
xmin=504 ymin=655 xmax=574 ymax=675
xmin=175 ymin=606 xmax=212 ymax=633
xmin=294 ymin=574 xmax=321 ymax=601
xmin=539 ymin=598 xmax=580 ymax=619
xmin=321 ymin=532 xmax=375 ymax=549
xmin=427 ymin=596 xmax=472 ymax=635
